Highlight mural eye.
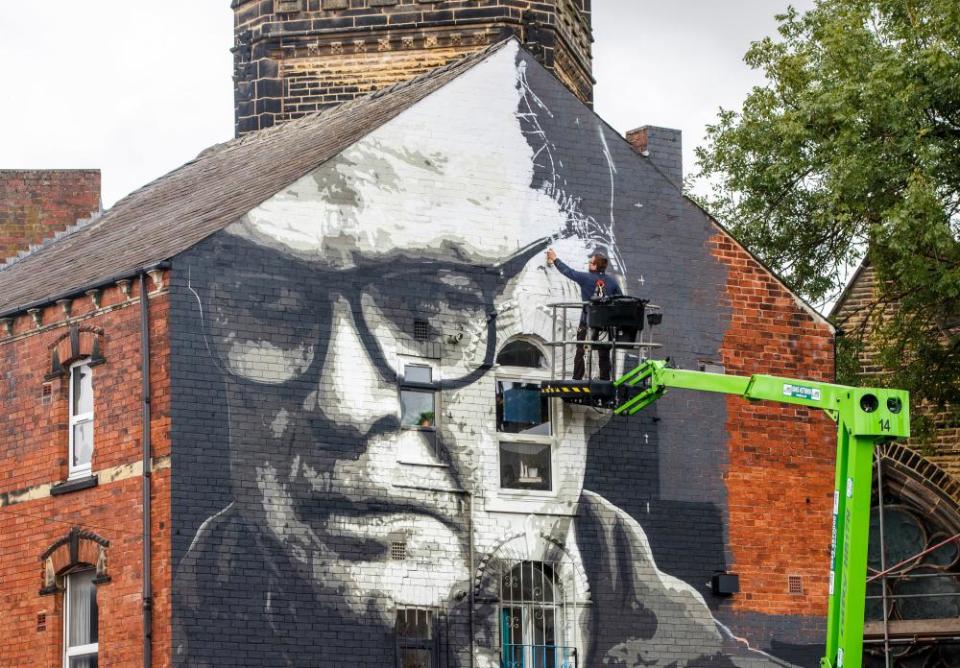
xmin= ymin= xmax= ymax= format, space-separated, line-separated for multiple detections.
xmin=362 ymin=271 xmax=488 ymax=339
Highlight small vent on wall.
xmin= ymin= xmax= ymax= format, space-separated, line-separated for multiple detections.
xmin=390 ymin=541 xmax=407 ymax=561
xmin=36 ymin=613 xmax=46 ymax=632
xmin=413 ymin=320 xmax=430 ymax=341
xmin=41 ymin=383 xmax=53 ymax=405
xmin=788 ymin=575 xmax=804 ymax=595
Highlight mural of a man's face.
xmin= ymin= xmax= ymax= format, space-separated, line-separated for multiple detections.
xmin=199 ymin=118 xmax=610 ymax=626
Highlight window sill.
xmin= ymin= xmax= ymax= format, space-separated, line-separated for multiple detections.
xmin=498 ymin=433 xmax=554 ymax=444
xmin=484 ymin=495 xmax=577 ymax=516
xmin=51 ymin=474 xmax=98 ymax=496
xmin=396 ymin=459 xmax=449 ymax=469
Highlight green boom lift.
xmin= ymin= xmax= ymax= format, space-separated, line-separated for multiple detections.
xmin=541 ymin=300 xmax=909 ymax=668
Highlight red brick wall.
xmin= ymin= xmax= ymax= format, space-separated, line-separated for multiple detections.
xmin=0 ymin=170 xmax=101 ymax=261
xmin=0 ymin=275 xmax=170 ymax=667
xmin=711 ymin=231 xmax=837 ymax=617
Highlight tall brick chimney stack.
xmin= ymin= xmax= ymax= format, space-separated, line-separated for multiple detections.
xmin=232 ymin=0 xmax=595 ymax=136
xmin=626 ymin=126 xmax=683 ymax=188
xmin=0 ymin=170 xmax=101 ymax=263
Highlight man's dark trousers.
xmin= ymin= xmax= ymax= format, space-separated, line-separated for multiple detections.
xmin=573 ymin=320 xmax=611 ymax=380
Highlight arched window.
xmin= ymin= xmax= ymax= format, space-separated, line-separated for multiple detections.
xmin=862 ymin=443 xmax=960 ymax=667
xmin=500 ymin=561 xmax=573 ymax=668
xmin=38 ymin=528 xmax=109 ymax=668
xmin=497 ymin=340 xmax=547 ymax=369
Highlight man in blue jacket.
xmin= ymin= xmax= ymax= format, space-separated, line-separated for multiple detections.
xmin=546 ymin=246 xmax=622 ymax=380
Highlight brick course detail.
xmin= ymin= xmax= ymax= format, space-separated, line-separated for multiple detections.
xmin=232 ymin=0 xmax=594 ymax=135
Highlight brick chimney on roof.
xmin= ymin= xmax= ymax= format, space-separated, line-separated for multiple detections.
xmin=626 ymin=126 xmax=682 ymax=188
xmin=0 ymin=170 xmax=101 ymax=262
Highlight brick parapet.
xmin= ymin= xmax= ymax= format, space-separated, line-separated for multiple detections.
xmin=0 ymin=170 xmax=101 ymax=263
xmin=710 ymin=230 xmax=837 ymax=617
xmin=0 ymin=273 xmax=170 ymax=667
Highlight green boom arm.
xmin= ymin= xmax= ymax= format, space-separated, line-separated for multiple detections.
xmin=614 ymin=360 xmax=910 ymax=668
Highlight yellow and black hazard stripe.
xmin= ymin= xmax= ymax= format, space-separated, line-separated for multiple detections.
xmin=542 ymin=385 xmax=592 ymax=395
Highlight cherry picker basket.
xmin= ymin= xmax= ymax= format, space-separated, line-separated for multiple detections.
xmin=586 ymin=296 xmax=647 ymax=337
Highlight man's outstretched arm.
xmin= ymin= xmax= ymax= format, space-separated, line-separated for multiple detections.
xmin=546 ymin=248 xmax=594 ymax=284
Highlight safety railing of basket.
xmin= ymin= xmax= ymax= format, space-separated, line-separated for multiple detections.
xmin=546 ymin=301 xmax=662 ymax=381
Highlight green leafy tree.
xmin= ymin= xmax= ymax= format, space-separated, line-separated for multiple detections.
xmin=694 ymin=0 xmax=960 ymax=434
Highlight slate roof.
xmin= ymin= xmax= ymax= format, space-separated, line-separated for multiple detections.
xmin=0 ymin=39 xmax=511 ymax=318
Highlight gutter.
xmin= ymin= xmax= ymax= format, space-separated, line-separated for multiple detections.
xmin=0 ymin=261 xmax=172 ymax=320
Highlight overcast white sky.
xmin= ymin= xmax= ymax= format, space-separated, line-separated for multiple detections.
xmin=0 ymin=1 xmax=813 ymax=207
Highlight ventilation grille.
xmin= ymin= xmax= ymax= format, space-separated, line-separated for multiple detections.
xmin=413 ymin=320 xmax=430 ymax=341
xmin=36 ymin=613 xmax=46 ymax=632
xmin=391 ymin=541 xmax=407 ymax=561
xmin=788 ymin=575 xmax=804 ymax=595
xmin=41 ymin=383 xmax=53 ymax=405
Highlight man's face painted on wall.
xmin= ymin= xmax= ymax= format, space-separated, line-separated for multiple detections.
xmin=200 ymin=134 xmax=611 ymax=622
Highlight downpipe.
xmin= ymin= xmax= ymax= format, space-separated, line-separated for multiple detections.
xmin=139 ymin=271 xmax=153 ymax=668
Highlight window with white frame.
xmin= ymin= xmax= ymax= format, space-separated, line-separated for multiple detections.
xmin=397 ymin=360 xmax=439 ymax=463
xmin=496 ymin=341 xmax=554 ymax=492
xmin=64 ymin=569 xmax=98 ymax=668
xmin=69 ymin=362 xmax=94 ymax=479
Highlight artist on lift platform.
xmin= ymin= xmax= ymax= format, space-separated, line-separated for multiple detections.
xmin=546 ymin=246 xmax=622 ymax=380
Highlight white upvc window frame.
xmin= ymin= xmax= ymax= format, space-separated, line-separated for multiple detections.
xmin=494 ymin=339 xmax=558 ymax=497
xmin=68 ymin=360 xmax=94 ymax=480
xmin=63 ymin=569 xmax=99 ymax=668
xmin=396 ymin=355 xmax=444 ymax=466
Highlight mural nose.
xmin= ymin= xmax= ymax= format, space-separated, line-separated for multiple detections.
xmin=308 ymin=296 xmax=397 ymax=426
